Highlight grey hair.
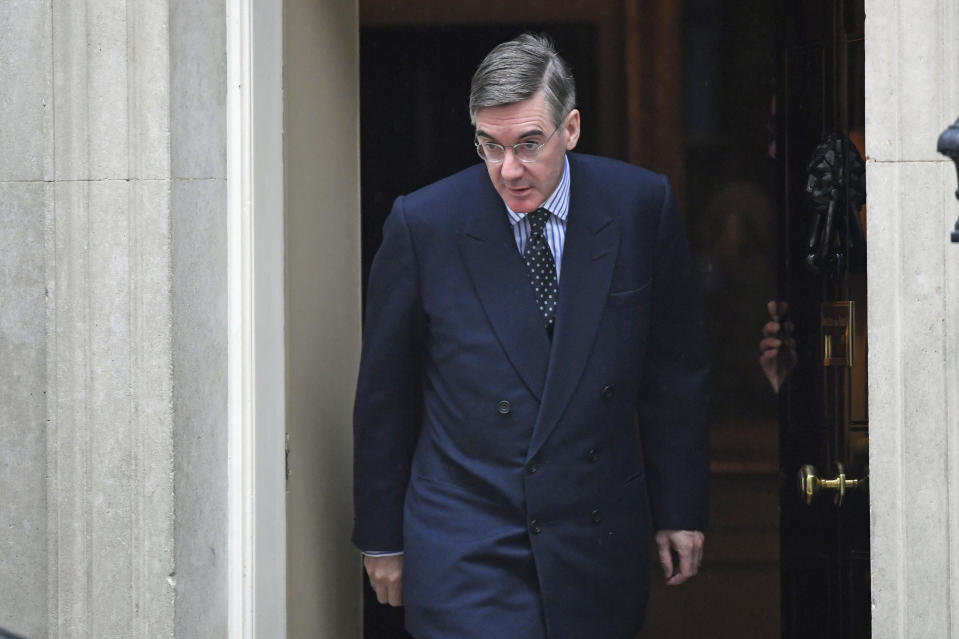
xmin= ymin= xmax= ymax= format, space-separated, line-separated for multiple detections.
xmin=468 ymin=33 xmax=576 ymax=128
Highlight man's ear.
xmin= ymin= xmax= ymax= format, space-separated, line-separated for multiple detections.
xmin=564 ymin=109 xmax=581 ymax=150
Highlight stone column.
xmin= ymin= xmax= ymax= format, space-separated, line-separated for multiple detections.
xmin=169 ymin=0 xmax=229 ymax=635
xmin=866 ymin=0 xmax=959 ymax=636
xmin=48 ymin=2 xmax=177 ymax=637
xmin=0 ymin=1 xmax=228 ymax=637
xmin=0 ymin=2 xmax=54 ymax=635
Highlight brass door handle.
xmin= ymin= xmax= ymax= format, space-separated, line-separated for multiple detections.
xmin=798 ymin=462 xmax=862 ymax=507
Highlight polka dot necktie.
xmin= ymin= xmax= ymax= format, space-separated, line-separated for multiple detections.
xmin=523 ymin=208 xmax=559 ymax=333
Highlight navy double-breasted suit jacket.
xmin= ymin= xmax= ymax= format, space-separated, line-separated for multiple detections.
xmin=353 ymin=153 xmax=709 ymax=639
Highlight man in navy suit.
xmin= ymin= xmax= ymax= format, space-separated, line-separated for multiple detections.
xmin=353 ymin=33 xmax=709 ymax=639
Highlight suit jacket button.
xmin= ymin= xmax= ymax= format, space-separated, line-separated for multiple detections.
xmin=530 ymin=519 xmax=543 ymax=534
xmin=527 ymin=463 xmax=539 ymax=475
xmin=587 ymin=448 xmax=599 ymax=463
xmin=591 ymin=508 xmax=602 ymax=524
xmin=601 ymin=385 xmax=615 ymax=401
xmin=497 ymin=400 xmax=511 ymax=415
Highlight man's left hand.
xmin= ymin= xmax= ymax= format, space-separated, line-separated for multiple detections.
xmin=654 ymin=529 xmax=704 ymax=586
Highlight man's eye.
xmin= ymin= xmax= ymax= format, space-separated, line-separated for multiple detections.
xmin=518 ymin=142 xmax=540 ymax=151
xmin=482 ymin=143 xmax=502 ymax=153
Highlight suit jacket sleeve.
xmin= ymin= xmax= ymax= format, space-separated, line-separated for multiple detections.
xmin=637 ymin=176 xmax=710 ymax=532
xmin=352 ymin=196 xmax=425 ymax=552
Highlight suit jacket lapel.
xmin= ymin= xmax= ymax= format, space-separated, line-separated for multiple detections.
xmin=527 ymin=162 xmax=620 ymax=459
xmin=457 ymin=181 xmax=551 ymax=400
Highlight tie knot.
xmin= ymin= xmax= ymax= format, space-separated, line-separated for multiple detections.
xmin=527 ymin=208 xmax=550 ymax=235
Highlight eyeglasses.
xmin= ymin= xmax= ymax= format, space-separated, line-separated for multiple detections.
xmin=474 ymin=126 xmax=560 ymax=164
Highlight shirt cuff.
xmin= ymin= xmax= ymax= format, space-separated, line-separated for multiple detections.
xmin=362 ymin=550 xmax=404 ymax=557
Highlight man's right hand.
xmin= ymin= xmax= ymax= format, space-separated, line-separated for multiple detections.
xmin=364 ymin=554 xmax=404 ymax=606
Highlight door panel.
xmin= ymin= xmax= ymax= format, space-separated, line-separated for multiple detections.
xmin=778 ymin=0 xmax=869 ymax=637
xmin=285 ymin=0 xmax=364 ymax=637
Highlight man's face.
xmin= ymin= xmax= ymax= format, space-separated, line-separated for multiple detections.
xmin=474 ymin=91 xmax=580 ymax=213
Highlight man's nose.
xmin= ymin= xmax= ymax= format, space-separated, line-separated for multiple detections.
xmin=501 ymin=149 xmax=524 ymax=180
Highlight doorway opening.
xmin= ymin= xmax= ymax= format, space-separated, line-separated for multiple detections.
xmin=356 ymin=1 xmax=803 ymax=636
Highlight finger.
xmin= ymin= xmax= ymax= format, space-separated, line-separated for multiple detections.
xmin=678 ymin=542 xmax=695 ymax=578
xmin=759 ymin=337 xmax=782 ymax=352
xmin=766 ymin=300 xmax=779 ymax=321
xmin=666 ymin=571 xmax=690 ymax=586
xmin=768 ymin=300 xmax=789 ymax=319
xmin=762 ymin=321 xmax=781 ymax=338
xmin=388 ymin=578 xmax=403 ymax=607
xmin=759 ymin=352 xmax=779 ymax=370
xmin=666 ymin=548 xmax=694 ymax=586
xmin=372 ymin=574 xmax=402 ymax=606
xmin=759 ymin=347 xmax=781 ymax=361
xmin=666 ymin=573 xmax=687 ymax=585
xmin=365 ymin=564 xmax=388 ymax=605
xmin=656 ymin=537 xmax=674 ymax=579
xmin=373 ymin=581 xmax=389 ymax=605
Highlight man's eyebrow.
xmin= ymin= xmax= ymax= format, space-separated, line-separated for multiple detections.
xmin=517 ymin=128 xmax=546 ymax=139
xmin=475 ymin=128 xmax=546 ymax=141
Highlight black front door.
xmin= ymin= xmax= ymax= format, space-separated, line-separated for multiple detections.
xmin=778 ymin=0 xmax=869 ymax=637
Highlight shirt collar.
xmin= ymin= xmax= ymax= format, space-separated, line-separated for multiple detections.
xmin=505 ymin=155 xmax=571 ymax=226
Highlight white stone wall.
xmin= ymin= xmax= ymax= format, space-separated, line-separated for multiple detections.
xmin=169 ymin=0 xmax=230 ymax=635
xmin=0 ymin=2 xmax=53 ymax=634
xmin=866 ymin=0 xmax=959 ymax=636
xmin=0 ymin=1 xmax=228 ymax=637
